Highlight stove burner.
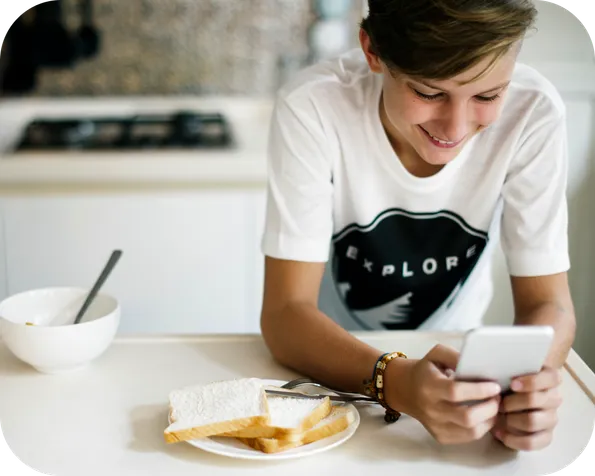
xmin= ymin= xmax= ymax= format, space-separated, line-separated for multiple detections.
xmin=14 ymin=111 xmax=235 ymax=151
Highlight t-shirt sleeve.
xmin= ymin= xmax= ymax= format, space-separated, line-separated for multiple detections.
xmin=500 ymin=110 xmax=570 ymax=277
xmin=260 ymin=94 xmax=334 ymax=262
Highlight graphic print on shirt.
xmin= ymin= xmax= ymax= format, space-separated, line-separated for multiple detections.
xmin=330 ymin=209 xmax=489 ymax=330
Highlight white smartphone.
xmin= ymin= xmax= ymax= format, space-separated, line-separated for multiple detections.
xmin=454 ymin=325 xmax=555 ymax=392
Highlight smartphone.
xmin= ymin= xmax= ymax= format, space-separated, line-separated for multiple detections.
xmin=454 ymin=325 xmax=555 ymax=392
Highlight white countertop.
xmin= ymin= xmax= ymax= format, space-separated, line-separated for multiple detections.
xmin=0 ymin=96 xmax=274 ymax=187
xmin=0 ymin=331 xmax=594 ymax=476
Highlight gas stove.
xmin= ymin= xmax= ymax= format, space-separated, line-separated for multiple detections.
xmin=13 ymin=111 xmax=235 ymax=151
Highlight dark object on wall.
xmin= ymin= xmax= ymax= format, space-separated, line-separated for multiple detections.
xmin=32 ymin=1 xmax=78 ymax=67
xmin=1 ymin=17 xmax=39 ymax=93
xmin=0 ymin=0 xmax=35 ymax=50
xmin=1 ymin=0 xmax=101 ymax=94
xmin=33 ymin=0 xmax=101 ymax=66
xmin=76 ymin=0 xmax=101 ymax=59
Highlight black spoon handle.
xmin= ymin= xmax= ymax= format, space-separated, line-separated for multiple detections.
xmin=74 ymin=249 xmax=122 ymax=325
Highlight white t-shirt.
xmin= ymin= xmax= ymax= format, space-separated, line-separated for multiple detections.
xmin=261 ymin=48 xmax=570 ymax=332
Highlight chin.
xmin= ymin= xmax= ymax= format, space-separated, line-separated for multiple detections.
xmin=419 ymin=147 xmax=461 ymax=166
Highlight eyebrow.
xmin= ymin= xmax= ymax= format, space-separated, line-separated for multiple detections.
xmin=415 ymin=79 xmax=511 ymax=95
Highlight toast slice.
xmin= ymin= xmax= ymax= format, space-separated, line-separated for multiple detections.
xmin=164 ymin=378 xmax=269 ymax=444
xmin=238 ymin=405 xmax=355 ymax=454
xmin=221 ymin=393 xmax=332 ymax=441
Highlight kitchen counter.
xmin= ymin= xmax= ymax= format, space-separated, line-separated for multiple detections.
xmin=0 ymin=96 xmax=274 ymax=187
xmin=1 ymin=331 xmax=594 ymax=476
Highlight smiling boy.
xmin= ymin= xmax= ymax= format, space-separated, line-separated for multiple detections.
xmin=259 ymin=0 xmax=576 ymax=451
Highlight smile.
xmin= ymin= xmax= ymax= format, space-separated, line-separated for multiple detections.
xmin=419 ymin=126 xmax=465 ymax=149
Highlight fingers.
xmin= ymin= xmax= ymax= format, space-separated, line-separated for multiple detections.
xmin=425 ymin=344 xmax=461 ymax=371
xmin=431 ymin=417 xmax=498 ymax=445
xmin=422 ymin=396 xmax=501 ymax=445
xmin=437 ymin=378 xmax=501 ymax=403
xmin=500 ymin=388 xmax=562 ymax=413
xmin=504 ymin=409 xmax=558 ymax=434
xmin=415 ymin=346 xmax=510 ymax=447
xmin=511 ymin=367 xmax=562 ymax=393
xmin=443 ymin=368 xmax=455 ymax=378
xmin=424 ymin=346 xmax=501 ymax=403
xmin=445 ymin=397 xmax=501 ymax=428
xmin=495 ymin=380 xmax=561 ymax=452
xmin=494 ymin=429 xmax=554 ymax=451
xmin=491 ymin=413 xmax=506 ymax=433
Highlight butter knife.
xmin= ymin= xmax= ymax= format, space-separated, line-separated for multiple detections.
xmin=265 ymin=388 xmax=375 ymax=404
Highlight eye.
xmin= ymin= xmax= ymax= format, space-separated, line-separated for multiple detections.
xmin=413 ymin=89 xmax=443 ymax=101
xmin=413 ymin=87 xmax=502 ymax=103
xmin=475 ymin=94 xmax=501 ymax=103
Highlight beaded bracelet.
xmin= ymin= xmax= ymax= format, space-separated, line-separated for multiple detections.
xmin=363 ymin=351 xmax=408 ymax=423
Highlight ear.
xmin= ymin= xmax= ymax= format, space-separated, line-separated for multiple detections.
xmin=359 ymin=28 xmax=383 ymax=74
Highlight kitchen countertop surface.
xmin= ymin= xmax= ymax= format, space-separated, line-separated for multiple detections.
xmin=1 ymin=331 xmax=594 ymax=476
xmin=0 ymin=96 xmax=274 ymax=187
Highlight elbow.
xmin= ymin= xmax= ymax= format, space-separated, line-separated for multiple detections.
xmin=259 ymin=306 xmax=274 ymax=345
xmin=563 ymin=305 xmax=577 ymax=342
xmin=553 ymin=298 xmax=577 ymax=341
xmin=260 ymin=304 xmax=305 ymax=372
xmin=260 ymin=308 xmax=290 ymax=366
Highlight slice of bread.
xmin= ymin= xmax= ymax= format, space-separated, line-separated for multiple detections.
xmin=236 ymin=435 xmax=301 ymax=454
xmin=220 ymin=394 xmax=332 ymax=441
xmin=238 ymin=405 xmax=355 ymax=454
xmin=301 ymin=405 xmax=354 ymax=444
xmin=164 ymin=378 xmax=269 ymax=444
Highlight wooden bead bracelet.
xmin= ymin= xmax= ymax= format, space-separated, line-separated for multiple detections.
xmin=363 ymin=351 xmax=408 ymax=423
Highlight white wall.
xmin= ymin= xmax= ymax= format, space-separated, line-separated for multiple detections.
xmin=518 ymin=1 xmax=594 ymax=64
xmin=482 ymin=2 xmax=595 ymax=369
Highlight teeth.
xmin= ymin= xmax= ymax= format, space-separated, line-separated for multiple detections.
xmin=421 ymin=127 xmax=458 ymax=145
xmin=429 ymin=133 xmax=454 ymax=145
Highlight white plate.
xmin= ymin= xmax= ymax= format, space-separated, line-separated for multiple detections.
xmin=171 ymin=378 xmax=361 ymax=461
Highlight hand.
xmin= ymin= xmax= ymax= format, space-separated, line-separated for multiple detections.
xmin=385 ymin=344 xmax=502 ymax=445
xmin=492 ymin=367 xmax=563 ymax=451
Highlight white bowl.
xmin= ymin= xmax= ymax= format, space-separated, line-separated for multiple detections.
xmin=0 ymin=287 xmax=120 ymax=374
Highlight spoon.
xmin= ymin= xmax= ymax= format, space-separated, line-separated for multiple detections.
xmin=73 ymin=249 xmax=122 ymax=325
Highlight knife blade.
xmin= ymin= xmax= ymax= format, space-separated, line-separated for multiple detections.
xmin=264 ymin=388 xmax=375 ymax=403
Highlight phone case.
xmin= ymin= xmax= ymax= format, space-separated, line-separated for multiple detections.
xmin=454 ymin=325 xmax=554 ymax=391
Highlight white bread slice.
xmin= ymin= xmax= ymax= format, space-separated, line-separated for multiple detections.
xmin=221 ymin=394 xmax=332 ymax=441
xmin=301 ymin=405 xmax=354 ymax=444
xmin=238 ymin=405 xmax=355 ymax=453
xmin=164 ymin=378 xmax=269 ymax=444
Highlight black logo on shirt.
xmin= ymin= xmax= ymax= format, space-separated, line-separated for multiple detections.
xmin=331 ymin=209 xmax=489 ymax=330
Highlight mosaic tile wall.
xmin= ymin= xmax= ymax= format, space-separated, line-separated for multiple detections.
xmin=7 ymin=0 xmax=363 ymax=97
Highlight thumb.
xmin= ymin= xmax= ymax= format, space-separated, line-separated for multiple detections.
xmin=424 ymin=344 xmax=460 ymax=371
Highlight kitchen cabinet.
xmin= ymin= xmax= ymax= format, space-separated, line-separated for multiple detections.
xmin=248 ymin=189 xmax=267 ymax=328
xmin=0 ymin=188 xmax=268 ymax=334
xmin=0 ymin=214 xmax=7 ymax=300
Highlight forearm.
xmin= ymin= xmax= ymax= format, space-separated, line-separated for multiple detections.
xmin=514 ymin=302 xmax=576 ymax=369
xmin=261 ymin=303 xmax=396 ymax=394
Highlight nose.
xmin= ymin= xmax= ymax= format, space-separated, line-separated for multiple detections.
xmin=440 ymin=100 xmax=470 ymax=142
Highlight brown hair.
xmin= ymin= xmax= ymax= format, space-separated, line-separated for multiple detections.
xmin=360 ymin=0 xmax=538 ymax=83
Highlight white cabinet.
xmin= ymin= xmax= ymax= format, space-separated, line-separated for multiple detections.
xmin=245 ymin=189 xmax=267 ymax=333
xmin=0 ymin=213 xmax=7 ymax=302
xmin=0 ymin=188 xmax=267 ymax=335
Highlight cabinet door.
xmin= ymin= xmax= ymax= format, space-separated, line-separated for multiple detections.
xmin=0 ymin=213 xmax=7 ymax=303
xmin=0 ymin=190 xmax=252 ymax=335
xmin=243 ymin=189 xmax=267 ymax=334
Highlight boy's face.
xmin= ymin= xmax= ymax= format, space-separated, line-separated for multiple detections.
xmin=360 ymin=30 xmax=518 ymax=169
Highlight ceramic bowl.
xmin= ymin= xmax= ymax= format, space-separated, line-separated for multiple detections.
xmin=0 ymin=287 xmax=120 ymax=374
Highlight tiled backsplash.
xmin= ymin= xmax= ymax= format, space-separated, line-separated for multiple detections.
xmin=5 ymin=0 xmax=362 ymax=97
